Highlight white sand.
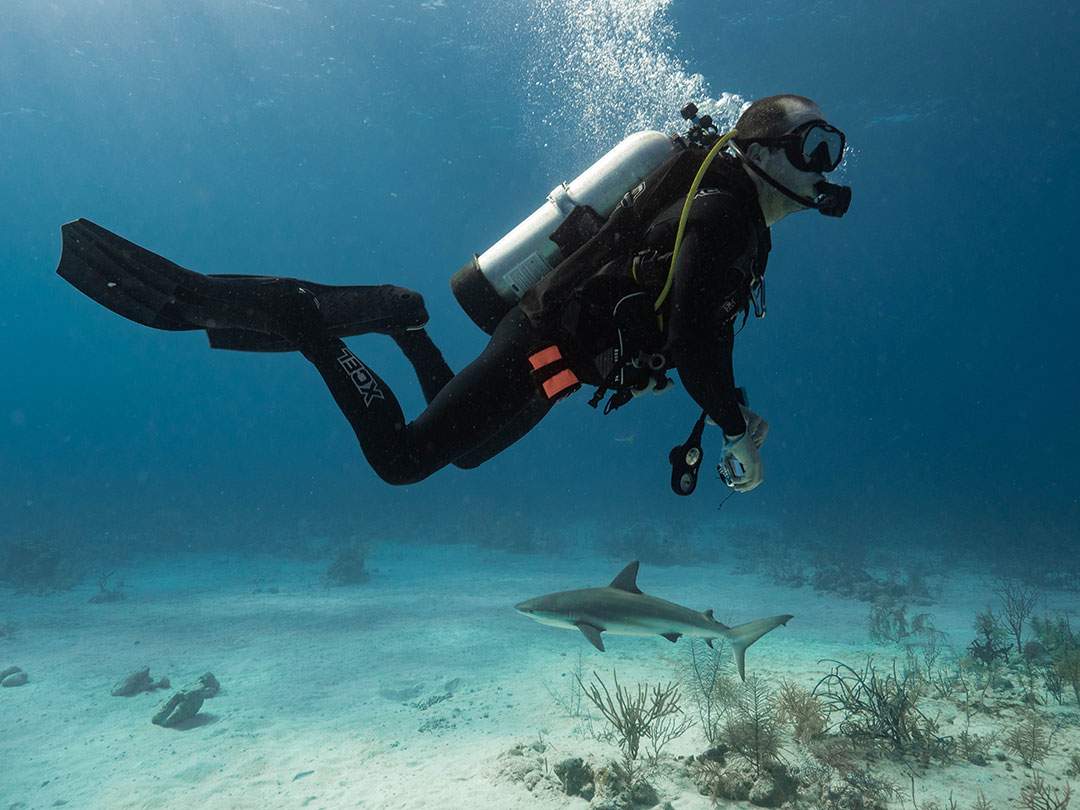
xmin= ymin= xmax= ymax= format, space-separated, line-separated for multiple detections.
xmin=1 ymin=541 xmax=1076 ymax=809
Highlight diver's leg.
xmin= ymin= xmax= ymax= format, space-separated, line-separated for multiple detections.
xmin=452 ymin=394 xmax=550 ymax=469
xmin=300 ymin=308 xmax=553 ymax=485
xmin=392 ymin=329 xmax=455 ymax=404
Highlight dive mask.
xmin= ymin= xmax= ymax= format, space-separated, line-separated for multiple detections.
xmin=731 ymin=121 xmax=852 ymax=219
xmin=750 ymin=120 xmax=846 ymax=173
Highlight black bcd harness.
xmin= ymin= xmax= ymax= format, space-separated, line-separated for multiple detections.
xmin=520 ymin=139 xmax=770 ymax=494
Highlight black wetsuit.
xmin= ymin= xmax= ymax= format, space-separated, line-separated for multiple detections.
xmin=300 ymin=155 xmax=770 ymax=485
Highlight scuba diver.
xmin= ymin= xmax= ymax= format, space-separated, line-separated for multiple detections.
xmin=57 ymin=94 xmax=849 ymax=495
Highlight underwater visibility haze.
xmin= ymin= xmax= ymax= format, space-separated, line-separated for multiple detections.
xmin=1 ymin=1 xmax=1078 ymax=808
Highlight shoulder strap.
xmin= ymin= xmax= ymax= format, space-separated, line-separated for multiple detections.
xmin=653 ymin=130 xmax=739 ymax=312
xmin=519 ymin=142 xmax=712 ymax=331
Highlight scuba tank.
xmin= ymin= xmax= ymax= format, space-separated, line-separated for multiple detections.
xmin=450 ymin=130 xmax=681 ymax=334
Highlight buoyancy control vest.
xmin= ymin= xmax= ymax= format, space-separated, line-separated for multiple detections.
xmin=450 ymin=107 xmax=769 ymax=411
xmin=558 ymin=166 xmax=771 ymax=409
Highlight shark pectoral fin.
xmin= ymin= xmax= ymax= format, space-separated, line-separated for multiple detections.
xmin=660 ymin=632 xmax=681 ymax=643
xmin=576 ymin=622 xmax=606 ymax=652
xmin=706 ymin=638 xmax=715 ymax=649
xmin=724 ymin=614 xmax=794 ymax=681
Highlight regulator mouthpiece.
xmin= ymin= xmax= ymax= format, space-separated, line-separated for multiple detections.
xmin=813 ymin=181 xmax=852 ymax=218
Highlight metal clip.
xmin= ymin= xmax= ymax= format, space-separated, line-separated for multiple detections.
xmin=750 ymin=276 xmax=766 ymax=319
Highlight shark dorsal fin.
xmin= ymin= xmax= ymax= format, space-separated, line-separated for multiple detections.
xmin=703 ymin=609 xmax=715 ymax=620
xmin=609 ymin=561 xmax=642 ymax=594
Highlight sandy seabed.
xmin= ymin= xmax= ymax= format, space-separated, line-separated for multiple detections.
xmin=1 ymin=540 xmax=1077 ymax=809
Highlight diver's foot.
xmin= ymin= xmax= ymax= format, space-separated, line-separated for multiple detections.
xmin=216 ymin=278 xmax=430 ymax=341
xmin=349 ymin=284 xmax=429 ymax=335
xmin=170 ymin=276 xmax=431 ymax=351
xmin=216 ymin=277 xmax=330 ymax=349
xmin=160 ymin=275 xmax=323 ymax=342
xmin=260 ymin=282 xmax=329 ymax=349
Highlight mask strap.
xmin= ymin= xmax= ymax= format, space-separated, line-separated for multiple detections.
xmin=730 ymin=142 xmax=821 ymax=211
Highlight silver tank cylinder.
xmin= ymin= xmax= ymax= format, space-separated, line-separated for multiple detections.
xmin=451 ymin=130 xmax=679 ymax=333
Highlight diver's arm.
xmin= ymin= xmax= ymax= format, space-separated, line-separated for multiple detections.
xmin=664 ymin=225 xmax=748 ymax=436
xmin=675 ymin=320 xmax=746 ymax=436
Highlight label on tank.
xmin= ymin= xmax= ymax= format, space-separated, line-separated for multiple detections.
xmin=506 ymin=253 xmax=552 ymax=298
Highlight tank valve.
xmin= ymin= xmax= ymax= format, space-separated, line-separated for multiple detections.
xmin=680 ymin=101 xmax=717 ymax=146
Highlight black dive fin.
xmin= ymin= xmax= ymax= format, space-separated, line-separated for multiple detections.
xmin=576 ymin=623 xmax=605 ymax=652
xmin=57 ymin=218 xmax=206 ymax=331
xmin=205 ymin=279 xmax=428 ymax=352
xmin=57 ymin=219 xmax=430 ymax=351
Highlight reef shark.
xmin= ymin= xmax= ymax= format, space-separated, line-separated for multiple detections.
xmin=515 ymin=561 xmax=792 ymax=680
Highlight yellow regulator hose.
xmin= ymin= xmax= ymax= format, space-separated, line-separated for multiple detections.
xmin=654 ymin=128 xmax=738 ymax=316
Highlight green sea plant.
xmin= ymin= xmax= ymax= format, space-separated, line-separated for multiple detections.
xmin=946 ymin=662 xmax=999 ymax=765
xmin=906 ymin=774 xmax=959 ymax=810
xmin=680 ymin=639 xmax=738 ymax=746
xmin=927 ymin=656 xmax=964 ymax=700
xmin=1004 ymin=710 xmax=1057 ymax=768
xmin=1041 ymin=665 xmax=1065 ymax=704
xmin=954 ymin=726 xmax=996 ymax=766
xmin=805 ymin=734 xmax=857 ymax=773
xmin=970 ymin=790 xmax=993 ymax=810
xmin=901 ymin=616 xmax=948 ymax=690
xmin=995 ymin=579 xmax=1040 ymax=656
xmin=723 ymin=675 xmax=782 ymax=776
xmin=645 ymin=709 xmax=695 ymax=762
xmin=545 ymin=649 xmax=586 ymax=719
xmin=578 ymin=670 xmax=686 ymax=790
xmin=842 ymin=768 xmax=901 ymax=807
xmin=813 ymin=657 xmax=952 ymax=759
xmin=867 ymin=601 xmax=940 ymax=648
xmin=1025 ymin=614 xmax=1080 ymax=705
xmin=1018 ymin=773 xmax=1072 ymax=810
xmin=775 ymin=680 xmax=826 ymax=743
xmin=1067 ymin=752 xmax=1080 ymax=779
xmin=808 ymin=548 xmax=928 ymax=603
xmin=950 ymin=656 xmax=999 ymax=725
xmin=969 ymin=607 xmax=1011 ymax=665
xmin=869 ymin=601 xmax=911 ymax=643
xmin=1031 ymin=614 xmax=1077 ymax=657
xmin=1056 ymin=649 xmax=1080 ymax=705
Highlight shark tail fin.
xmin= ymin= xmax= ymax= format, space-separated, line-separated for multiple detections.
xmin=723 ymin=614 xmax=793 ymax=681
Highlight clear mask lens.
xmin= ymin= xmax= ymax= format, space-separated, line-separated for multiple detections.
xmin=800 ymin=124 xmax=845 ymax=172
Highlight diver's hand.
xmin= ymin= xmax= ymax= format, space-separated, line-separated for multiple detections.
xmin=706 ymin=406 xmax=769 ymax=448
xmin=722 ymin=431 xmax=764 ymax=492
xmin=739 ymin=405 xmax=769 ymax=449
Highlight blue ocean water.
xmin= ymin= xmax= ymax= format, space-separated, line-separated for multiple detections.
xmin=1 ymin=2 xmax=1078 ymax=805
xmin=2 ymin=0 xmax=1076 ymax=553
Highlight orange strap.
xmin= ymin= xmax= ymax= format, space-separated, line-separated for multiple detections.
xmin=542 ymin=369 xmax=579 ymax=400
xmin=528 ymin=345 xmax=563 ymax=370
xmin=528 ymin=344 xmax=579 ymax=401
